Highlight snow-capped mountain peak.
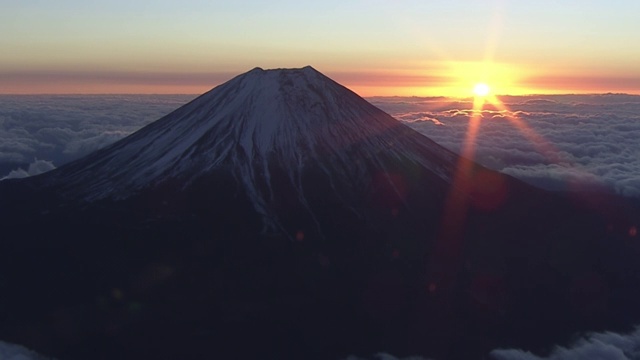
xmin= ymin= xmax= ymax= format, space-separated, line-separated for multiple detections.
xmin=38 ymin=67 xmax=457 ymax=223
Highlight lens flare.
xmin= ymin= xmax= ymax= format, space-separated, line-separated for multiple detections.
xmin=473 ymin=83 xmax=491 ymax=97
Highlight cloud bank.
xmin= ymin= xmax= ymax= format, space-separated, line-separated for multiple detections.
xmin=344 ymin=325 xmax=640 ymax=360
xmin=0 ymin=94 xmax=194 ymax=178
xmin=345 ymin=324 xmax=640 ymax=360
xmin=1 ymin=159 xmax=56 ymax=179
xmin=491 ymin=326 xmax=640 ymax=360
xmin=372 ymin=94 xmax=640 ymax=197
xmin=2 ymin=94 xmax=640 ymax=198
xmin=345 ymin=353 xmax=431 ymax=360
xmin=5 ymin=324 xmax=640 ymax=360
xmin=0 ymin=341 xmax=51 ymax=360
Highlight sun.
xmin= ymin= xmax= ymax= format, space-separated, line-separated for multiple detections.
xmin=473 ymin=83 xmax=491 ymax=97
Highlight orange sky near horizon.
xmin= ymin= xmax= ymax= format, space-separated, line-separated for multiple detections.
xmin=3 ymin=66 xmax=639 ymax=98
xmin=2 ymin=1 xmax=639 ymax=97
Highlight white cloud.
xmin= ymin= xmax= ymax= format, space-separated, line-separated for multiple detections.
xmin=345 ymin=353 xmax=431 ymax=360
xmin=0 ymin=341 xmax=51 ymax=360
xmin=491 ymin=326 xmax=640 ymax=360
xmin=0 ymin=95 xmax=194 ymax=177
xmin=2 ymin=159 xmax=56 ymax=180
xmin=2 ymin=94 xmax=640 ymax=198
xmin=373 ymin=94 xmax=640 ymax=197
xmin=345 ymin=326 xmax=640 ymax=360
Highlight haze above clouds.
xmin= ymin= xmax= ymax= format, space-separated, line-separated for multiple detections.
xmin=3 ymin=1 xmax=640 ymax=96
xmin=2 ymin=94 xmax=640 ymax=198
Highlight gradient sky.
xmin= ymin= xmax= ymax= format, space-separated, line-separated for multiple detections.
xmin=2 ymin=0 xmax=640 ymax=96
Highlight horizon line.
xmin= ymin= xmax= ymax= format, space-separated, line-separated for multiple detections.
xmin=1 ymin=92 xmax=639 ymax=98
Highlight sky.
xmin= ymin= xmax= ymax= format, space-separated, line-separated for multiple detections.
xmin=2 ymin=0 xmax=640 ymax=96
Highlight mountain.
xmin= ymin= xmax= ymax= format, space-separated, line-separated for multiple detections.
xmin=1 ymin=67 xmax=640 ymax=360
xmin=26 ymin=66 xmax=457 ymax=218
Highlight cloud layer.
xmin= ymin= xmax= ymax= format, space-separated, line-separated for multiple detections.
xmin=1 ymin=159 xmax=56 ymax=180
xmin=491 ymin=326 xmax=640 ymax=360
xmin=345 ymin=325 xmax=640 ymax=360
xmin=0 ymin=94 xmax=194 ymax=178
xmin=372 ymin=94 xmax=640 ymax=197
xmin=0 ymin=341 xmax=50 ymax=360
xmin=2 ymin=94 xmax=640 ymax=198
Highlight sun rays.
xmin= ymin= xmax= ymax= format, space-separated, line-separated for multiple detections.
xmin=427 ymin=68 xmax=564 ymax=296
xmin=473 ymin=83 xmax=491 ymax=97
xmin=481 ymin=94 xmax=562 ymax=163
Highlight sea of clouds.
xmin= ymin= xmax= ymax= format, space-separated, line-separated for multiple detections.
xmin=489 ymin=326 xmax=640 ymax=359
xmin=371 ymin=94 xmax=640 ymax=197
xmin=2 ymin=93 xmax=639 ymax=198
xmin=0 ymin=94 xmax=195 ymax=179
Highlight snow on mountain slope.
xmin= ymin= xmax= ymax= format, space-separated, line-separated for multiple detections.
xmin=36 ymin=66 xmax=458 ymax=216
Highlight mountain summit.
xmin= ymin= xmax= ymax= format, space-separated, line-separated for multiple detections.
xmin=1 ymin=67 xmax=640 ymax=360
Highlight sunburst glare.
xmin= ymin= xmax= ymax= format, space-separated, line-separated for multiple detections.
xmin=473 ymin=83 xmax=491 ymax=97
